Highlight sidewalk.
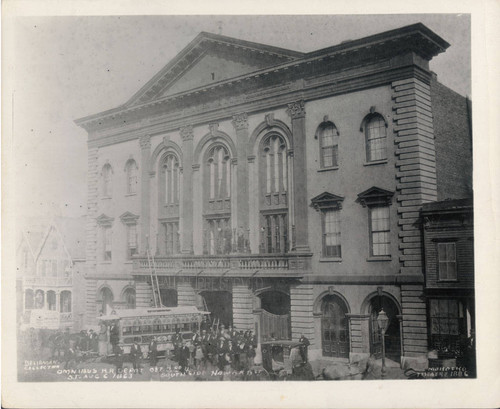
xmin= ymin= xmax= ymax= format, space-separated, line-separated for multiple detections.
xmin=311 ymin=357 xmax=407 ymax=380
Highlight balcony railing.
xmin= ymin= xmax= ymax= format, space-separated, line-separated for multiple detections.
xmin=23 ymin=275 xmax=73 ymax=288
xmin=133 ymin=253 xmax=311 ymax=274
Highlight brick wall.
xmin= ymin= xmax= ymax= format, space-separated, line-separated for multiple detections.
xmin=430 ymin=77 xmax=473 ymax=200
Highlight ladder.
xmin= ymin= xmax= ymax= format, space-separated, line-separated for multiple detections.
xmin=146 ymin=239 xmax=163 ymax=308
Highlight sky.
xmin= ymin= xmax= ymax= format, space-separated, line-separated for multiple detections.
xmin=11 ymin=14 xmax=471 ymax=220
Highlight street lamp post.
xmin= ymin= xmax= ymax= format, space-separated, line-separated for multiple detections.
xmin=377 ymin=308 xmax=390 ymax=380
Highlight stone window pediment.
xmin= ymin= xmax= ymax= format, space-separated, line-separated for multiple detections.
xmin=311 ymin=192 xmax=345 ymax=211
xmin=96 ymin=214 xmax=114 ymax=227
xmin=119 ymin=211 xmax=139 ymax=226
xmin=357 ymin=187 xmax=394 ymax=207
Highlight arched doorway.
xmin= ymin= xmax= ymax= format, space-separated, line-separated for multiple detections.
xmin=24 ymin=289 xmax=34 ymax=310
xmin=368 ymin=295 xmax=401 ymax=362
xmin=60 ymin=291 xmax=72 ymax=312
xmin=258 ymin=290 xmax=291 ymax=341
xmin=97 ymin=287 xmax=114 ymax=315
xmin=320 ymin=294 xmax=350 ymax=358
xmin=47 ymin=290 xmax=56 ymax=311
xmin=200 ymin=291 xmax=232 ymax=328
xmin=123 ymin=288 xmax=136 ymax=309
xmin=159 ymin=288 xmax=178 ymax=307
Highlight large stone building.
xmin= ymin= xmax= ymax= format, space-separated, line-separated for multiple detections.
xmin=75 ymin=23 xmax=472 ymax=367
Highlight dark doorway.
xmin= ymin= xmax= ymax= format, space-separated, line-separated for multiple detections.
xmin=160 ymin=289 xmax=178 ymax=307
xmin=321 ymin=295 xmax=350 ymax=358
xmin=200 ymin=291 xmax=232 ymax=328
xmin=259 ymin=291 xmax=291 ymax=341
xmin=369 ymin=296 xmax=401 ymax=362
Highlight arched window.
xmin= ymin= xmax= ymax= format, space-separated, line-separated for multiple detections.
xmin=34 ymin=290 xmax=45 ymax=309
xmin=206 ymin=145 xmax=231 ymax=202
xmin=260 ymin=133 xmax=288 ymax=254
xmin=317 ymin=121 xmax=339 ymax=168
xmin=125 ymin=159 xmax=138 ymax=194
xmin=102 ymin=164 xmax=113 ymax=197
xmin=123 ymin=288 xmax=136 ymax=309
xmin=365 ymin=114 xmax=387 ymax=162
xmin=60 ymin=291 xmax=72 ymax=313
xmin=158 ymin=152 xmax=181 ymax=255
xmin=162 ymin=154 xmax=180 ymax=205
xmin=203 ymin=144 xmax=232 ymax=255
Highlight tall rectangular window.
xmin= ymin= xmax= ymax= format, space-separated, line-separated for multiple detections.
xmin=127 ymin=224 xmax=138 ymax=259
xmin=438 ymin=242 xmax=457 ymax=280
xmin=51 ymin=260 xmax=58 ymax=276
xmin=319 ymin=123 xmax=339 ymax=168
xmin=164 ymin=221 xmax=179 ymax=255
xmin=104 ymin=227 xmax=112 ymax=261
xmin=323 ymin=209 xmax=341 ymax=257
xmin=365 ymin=114 xmax=387 ymax=162
xmin=370 ymin=206 xmax=390 ymax=256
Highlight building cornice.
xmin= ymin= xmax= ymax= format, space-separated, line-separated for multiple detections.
xmin=87 ymin=64 xmax=431 ymax=149
xmin=76 ymin=24 xmax=447 ymax=135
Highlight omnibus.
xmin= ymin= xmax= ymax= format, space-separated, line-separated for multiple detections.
xmin=98 ymin=306 xmax=210 ymax=357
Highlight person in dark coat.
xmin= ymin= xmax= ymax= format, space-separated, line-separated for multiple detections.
xmin=200 ymin=316 xmax=211 ymax=333
xmin=148 ymin=337 xmax=158 ymax=367
xmin=113 ymin=344 xmax=124 ymax=372
xmin=88 ymin=329 xmax=98 ymax=353
xmin=130 ymin=341 xmax=142 ymax=372
xmin=217 ymin=337 xmax=228 ymax=371
xmin=178 ymin=341 xmax=190 ymax=373
xmin=172 ymin=329 xmax=183 ymax=361
xmin=109 ymin=321 xmax=120 ymax=347
xmin=299 ymin=334 xmax=310 ymax=363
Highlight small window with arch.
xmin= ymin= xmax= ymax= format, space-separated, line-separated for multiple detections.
xmin=316 ymin=118 xmax=340 ymax=169
xmin=362 ymin=111 xmax=388 ymax=163
xmin=125 ymin=159 xmax=138 ymax=195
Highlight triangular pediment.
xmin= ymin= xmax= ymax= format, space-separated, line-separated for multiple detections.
xmin=357 ymin=186 xmax=394 ymax=207
xmin=119 ymin=211 xmax=139 ymax=225
xmin=96 ymin=214 xmax=115 ymax=226
xmin=311 ymin=192 xmax=345 ymax=210
xmin=126 ymin=32 xmax=303 ymax=106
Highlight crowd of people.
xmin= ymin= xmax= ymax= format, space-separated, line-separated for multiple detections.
xmin=147 ymin=322 xmax=260 ymax=374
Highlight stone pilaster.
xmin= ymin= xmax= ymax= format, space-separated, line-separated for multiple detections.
xmin=84 ymin=279 xmax=97 ymax=326
xmin=86 ymin=147 xmax=99 ymax=276
xmin=392 ymin=76 xmax=437 ymax=359
xmin=85 ymin=146 xmax=99 ymax=326
xmin=139 ymin=135 xmax=151 ymax=254
xmin=290 ymin=284 xmax=314 ymax=343
xmin=135 ymin=279 xmax=153 ymax=308
xmin=232 ymin=284 xmax=253 ymax=331
xmin=180 ymin=125 xmax=194 ymax=254
xmin=232 ymin=113 xmax=250 ymax=250
xmin=287 ymin=100 xmax=310 ymax=252
xmin=178 ymin=279 xmax=197 ymax=306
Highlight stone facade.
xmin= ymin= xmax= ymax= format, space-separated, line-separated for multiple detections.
xmin=75 ymin=24 xmax=472 ymax=367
